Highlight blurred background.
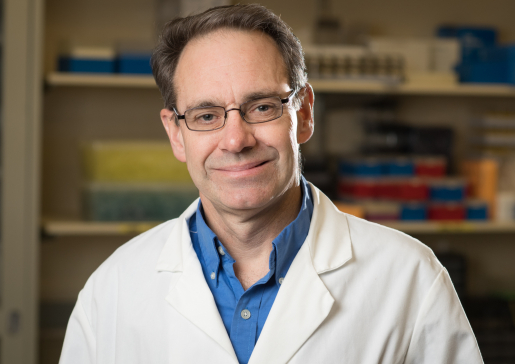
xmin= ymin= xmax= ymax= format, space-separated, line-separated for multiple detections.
xmin=2 ymin=0 xmax=515 ymax=362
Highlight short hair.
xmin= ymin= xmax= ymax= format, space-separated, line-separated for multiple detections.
xmin=151 ymin=4 xmax=307 ymax=119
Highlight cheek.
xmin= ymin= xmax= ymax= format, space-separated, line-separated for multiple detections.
xmin=182 ymin=135 xmax=214 ymax=172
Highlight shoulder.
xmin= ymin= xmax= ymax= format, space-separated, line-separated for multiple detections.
xmin=346 ymin=214 xmax=435 ymax=260
xmin=102 ymin=218 xmax=178 ymax=268
xmin=79 ymin=218 xmax=179 ymax=296
xmin=344 ymin=213 xmax=443 ymax=284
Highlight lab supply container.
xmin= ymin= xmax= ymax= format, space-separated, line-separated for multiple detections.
xmin=461 ymin=158 xmax=498 ymax=219
xmin=375 ymin=178 xmax=400 ymax=200
xmin=58 ymin=46 xmax=116 ymax=73
xmin=466 ymin=200 xmax=489 ymax=220
xmin=364 ymin=202 xmax=400 ymax=221
xmin=398 ymin=178 xmax=429 ymax=201
xmin=338 ymin=178 xmax=376 ymax=200
xmin=400 ymin=202 xmax=427 ymax=220
xmin=332 ymin=202 xmax=365 ymax=219
xmin=116 ymin=52 xmax=153 ymax=74
xmin=457 ymin=45 xmax=515 ymax=84
xmin=385 ymin=157 xmax=414 ymax=176
xmin=84 ymin=183 xmax=198 ymax=221
xmin=429 ymin=178 xmax=466 ymax=202
xmin=339 ymin=157 xmax=384 ymax=177
xmin=82 ymin=141 xmax=192 ymax=183
xmin=414 ymin=156 xmax=446 ymax=177
xmin=428 ymin=203 xmax=465 ymax=221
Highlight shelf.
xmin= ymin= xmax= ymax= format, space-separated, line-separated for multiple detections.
xmin=45 ymin=72 xmax=515 ymax=97
xmin=42 ymin=220 xmax=160 ymax=236
xmin=42 ymin=219 xmax=515 ymax=237
xmin=310 ymin=80 xmax=515 ymax=97
xmin=45 ymin=72 xmax=157 ymax=88
xmin=380 ymin=221 xmax=515 ymax=234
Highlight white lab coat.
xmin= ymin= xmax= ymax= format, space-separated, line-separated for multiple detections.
xmin=60 ymin=183 xmax=483 ymax=364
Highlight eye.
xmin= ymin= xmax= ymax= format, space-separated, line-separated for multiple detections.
xmin=249 ymin=101 xmax=278 ymax=114
xmin=257 ymin=104 xmax=270 ymax=112
xmin=199 ymin=114 xmax=215 ymax=122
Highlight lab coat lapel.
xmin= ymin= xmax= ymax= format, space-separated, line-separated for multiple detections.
xmin=249 ymin=185 xmax=353 ymax=364
xmin=248 ymin=241 xmax=334 ymax=364
xmin=156 ymin=200 xmax=238 ymax=362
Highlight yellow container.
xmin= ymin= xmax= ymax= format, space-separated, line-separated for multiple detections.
xmin=83 ymin=141 xmax=192 ymax=183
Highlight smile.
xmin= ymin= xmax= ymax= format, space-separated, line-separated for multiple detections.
xmin=216 ymin=160 xmax=269 ymax=172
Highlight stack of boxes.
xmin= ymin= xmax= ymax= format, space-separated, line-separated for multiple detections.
xmin=439 ymin=25 xmax=515 ymax=85
xmin=82 ymin=141 xmax=198 ymax=221
xmin=337 ymin=156 xmax=489 ymax=221
xmin=58 ymin=46 xmax=153 ymax=75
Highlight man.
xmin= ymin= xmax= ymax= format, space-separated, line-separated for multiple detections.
xmin=60 ymin=4 xmax=483 ymax=364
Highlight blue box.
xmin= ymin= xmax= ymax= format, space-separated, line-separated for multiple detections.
xmin=437 ymin=26 xmax=498 ymax=64
xmin=59 ymin=57 xmax=115 ymax=73
xmin=457 ymin=45 xmax=515 ymax=84
xmin=116 ymin=53 xmax=153 ymax=74
xmin=400 ymin=203 xmax=427 ymax=221
xmin=466 ymin=201 xmax=488 ymax=220
xmin=339 ymin=158 xmax=384 ymax=177
xmin=386 ymin=159 xmax=414 ymax=176
xmin=437 ymin=26 xmax=497 ymax=46
xmin=429 ymin=180 xmax=466 ymax=202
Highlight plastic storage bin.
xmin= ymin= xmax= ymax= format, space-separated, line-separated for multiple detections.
xmin=83 ymin=141 xmax=192 ymax=182
xmin=58 ymin=46 xmax=116 ymax=73
xmin=84 ymin=183 xmax=198 ymax=221
xmin=429 ymin=179 xmax=466 ymax=202
xmin=400 ymin=203 xmax=427 ymax=220
xmin=116 ymin=53 xmax=152 ymax=74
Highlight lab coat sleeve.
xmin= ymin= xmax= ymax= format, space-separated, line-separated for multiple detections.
xmin=59 ymin=293 xmax=96 ymax=364
xmin=404 ymin=268 xmax=483 ymax=364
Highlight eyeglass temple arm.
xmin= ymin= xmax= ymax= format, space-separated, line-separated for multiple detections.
xmin=281 ymin=88 xmax=301 ymax=103
xmin=172 ymin=107 xmax=186 ymax=119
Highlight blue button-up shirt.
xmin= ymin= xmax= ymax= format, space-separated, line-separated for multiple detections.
xmin=188 ymin=177 xmax=313 ymax=364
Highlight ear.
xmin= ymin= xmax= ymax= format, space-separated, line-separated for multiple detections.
xmin=296 ymin=83 xmax=315 ymax=144
xmin=161 ymin=108 xmax=187 ymax=162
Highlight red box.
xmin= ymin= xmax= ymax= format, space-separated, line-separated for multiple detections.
xmin=415 ymin=157 xmax=446 ymax=177
xmin=428 ymin=203 xmax=465 ymax=221
xmin=375 ymin=179 xmax=399 ymax=199
xmin=399 ymin=179 xmax=429 ymax=201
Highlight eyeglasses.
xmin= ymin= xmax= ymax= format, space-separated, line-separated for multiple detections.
xmin=172 ymin=89 xmax=297 ymax=132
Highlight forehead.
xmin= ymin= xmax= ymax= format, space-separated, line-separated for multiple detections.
xmin=174 ymin=29 xmax=289 ymax=109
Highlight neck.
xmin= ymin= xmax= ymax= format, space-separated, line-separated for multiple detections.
xmin=200 ymin=183 xmax=303 ymax=289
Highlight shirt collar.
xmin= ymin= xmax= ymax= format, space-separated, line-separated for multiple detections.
xmin=271 ymin=177 xmax=313 ymax=285
xmin=195 ymin=176 xmax=314 ymax=286
xmin=195 ymin=203 xmax=222 ymax=279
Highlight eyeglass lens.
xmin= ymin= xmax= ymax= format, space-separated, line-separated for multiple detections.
xmin=184 ymin=96 xmax=284 ymax=131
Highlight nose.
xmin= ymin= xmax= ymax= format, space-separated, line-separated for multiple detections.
xmin=218 ymin=109 xmax=257 ymax=153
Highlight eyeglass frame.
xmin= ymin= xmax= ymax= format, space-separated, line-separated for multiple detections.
xmin=171 ymin=88 xmax=299 ymax=132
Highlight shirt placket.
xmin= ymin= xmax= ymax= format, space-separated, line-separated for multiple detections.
xmin=230 ymin=284 xmax=266 ymax=364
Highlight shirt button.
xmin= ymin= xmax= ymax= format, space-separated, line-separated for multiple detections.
xmin=278 ymin=277 xmax=284 ymax=285
xmin=210 ymin=272 xmax=216 ymax=280
xmin=241 ymin=309 xmax=251 ymax=320
xmin=217 ymin=246 xmax=225 ymax=256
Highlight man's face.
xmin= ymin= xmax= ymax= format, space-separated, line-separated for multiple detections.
xmin=161 ymin=29 xmax=313 ymax=213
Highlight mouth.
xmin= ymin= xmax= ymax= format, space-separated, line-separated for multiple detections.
xmin=216 ymin=160 xmax=269 ymax=172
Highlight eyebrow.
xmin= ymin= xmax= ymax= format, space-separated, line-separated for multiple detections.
xmin=184 ymin=88 xmax=286 ymax=111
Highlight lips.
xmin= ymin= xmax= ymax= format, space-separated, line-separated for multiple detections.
xmin=215 ymin=160 xmax=269 ymax=172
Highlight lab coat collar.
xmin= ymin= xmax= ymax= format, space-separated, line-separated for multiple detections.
xmin=156 ymin=182 xmax=353 ymax=363
xmin=156 ymin=183 xmax=352 ymax=275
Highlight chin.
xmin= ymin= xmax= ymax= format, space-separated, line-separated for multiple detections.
xmin=220 ymin=188 xmax=275 ymax=211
